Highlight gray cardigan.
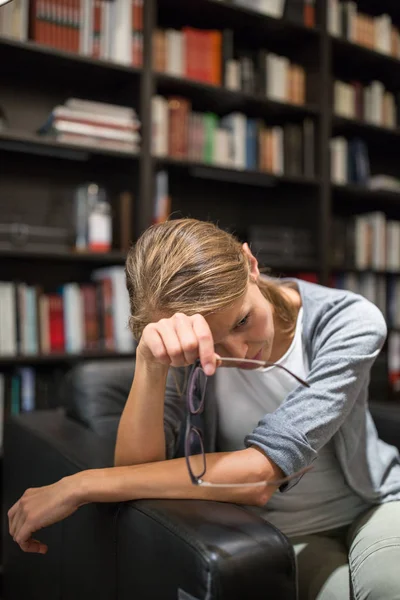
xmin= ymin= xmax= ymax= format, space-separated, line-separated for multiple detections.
xmin=164 ymin=278 xmax=400 ymax=503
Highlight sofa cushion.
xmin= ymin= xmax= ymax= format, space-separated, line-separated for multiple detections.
xmin=60 ymin=359 xmax=135 ymax=444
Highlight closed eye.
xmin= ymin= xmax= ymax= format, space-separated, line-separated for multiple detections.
xmin=235 ymin=313 xmax=250 ymax=330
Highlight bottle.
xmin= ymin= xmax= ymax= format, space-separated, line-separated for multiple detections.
xmin=88 ymin=185 xmax=112 ymax=252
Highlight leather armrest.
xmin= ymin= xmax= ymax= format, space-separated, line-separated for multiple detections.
xmin=117 ymin=498 xmax=296 ymax=600
xmin=4 ymin=411 xmax=296 ymax=600
xmin=3 ymin=410 xmax=117 ymax=600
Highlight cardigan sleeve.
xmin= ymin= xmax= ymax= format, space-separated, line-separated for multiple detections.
xmin=244 ymin=294 xmax=387 ymax=490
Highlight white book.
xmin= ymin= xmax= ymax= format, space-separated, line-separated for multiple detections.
xmin=386 ymin=221 xmax=400 ymax=271
xmin=65 ymin=98 xmax=135 ymax=120
xmin=100 ymin=0 xmax=113 ymax=60
xmin=330 ymin=137 xmax=348 ymax=184
xmin=53 ymin=105 xmax=138 ymax=128
xmin=368 ymin=211 xmax=386 ymax=270
xmin=176 ymin=30 xmax=185 ymax=78
xmin=112 ymin=0 xmax=132 ymax=64
xmin=166 ymin=29 xmax=183 ymax=76
xmin=344 ymin=2 xmax=357 ymax=41
xmin=272 ymin=126 xmax=284 ymax=175
xmin=53 ymin=120 xmax=139 ymax=142
xmin=328 ymin=0 xmax=341 ymax=36
xmin=214 ymin=128 xmax=230 ymax=167
xmin=2 ymin=283 xmax=17 ymax=356
xmin=231 ymin=113 xmax=246 ymax=169
xmin=151 ymin=96 xmax=168 ymax=157
xmin=259 ymin=0 xmax=284 ymax=18
xmin=370 ymin=81 xmax=384 ymax=126
xmin=225 ymin=59 xmax=241 ymax=91
xmin=355 ymin=215 xmax=370 ymax=269
xmin=266 ymin=53 xmax=280 ymax=100
xmin=80 ymin=0 xmax=93 ymax=55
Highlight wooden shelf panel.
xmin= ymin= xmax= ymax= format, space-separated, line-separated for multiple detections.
xmin=158 ymin=0 xmax=321 ymax=42
xmin=332 ymin=267 xmax=400 ymax=275
xmin=0 ymin=351 xmax=136 ymax=367
xmin=0 ymin=248 xmax=127 ymax=264
xmin=332 ymin=116 xmax=400 ymax=143
xmin=155 ymin=156 xmax=320 ymax=188
xmin=0 ymin=130 xmax=140 ymax=161
xmin=156 ymin=73 xmax=320 ymax=118
xmin=0 ymin=37 xmax=141 ymax=76
xmin=331 ymin=36 xmax=400 ymax=86
xmin=332 ymin=184 xmax=400 ymax=203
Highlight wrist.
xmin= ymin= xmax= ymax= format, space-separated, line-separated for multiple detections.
xmin=136 ymin=348 xmax=169 ymax=379
xmin=67 ymin=470 xmax=96 ymax=506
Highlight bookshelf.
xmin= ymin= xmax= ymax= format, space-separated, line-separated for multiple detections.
xmin=1 ymin=0 xmax=400 ymax=409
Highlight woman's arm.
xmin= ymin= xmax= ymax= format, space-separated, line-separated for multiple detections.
xmin=245 ymin=294 xmax=387 ymax=487
xmin=114 ymin=354 xmax=169 ymax=466
xmin=8 ymin=447 xmax=283 ymax=554
xmin=114 ymin=312 xmax=217 ymax=466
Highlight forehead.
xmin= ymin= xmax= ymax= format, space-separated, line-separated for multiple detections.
xmin=205 ymin=292 xmax=248 ymax=343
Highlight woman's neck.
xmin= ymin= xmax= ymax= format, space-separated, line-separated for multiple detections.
xmin=268 ymin=285 xmax=302 ymax=364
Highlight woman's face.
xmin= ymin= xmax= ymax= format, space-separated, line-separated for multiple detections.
xmin=205 ymin=280 xmax=275 ymax=363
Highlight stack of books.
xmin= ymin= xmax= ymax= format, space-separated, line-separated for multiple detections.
xmin=38 ymin=98 xmax=141 ymax=153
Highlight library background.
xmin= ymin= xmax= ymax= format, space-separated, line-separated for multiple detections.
xmin=1 ymin=0 xmax=400 ymax=595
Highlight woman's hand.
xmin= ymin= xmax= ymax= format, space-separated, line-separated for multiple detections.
xmin=137 ymin=313 xmax=218 ymax=375
xmin=8 ymin=476 xmax=83 ymax=554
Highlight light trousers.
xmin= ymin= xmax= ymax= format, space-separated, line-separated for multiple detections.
xmin=290 ymin=501 xmax=400 ymax=600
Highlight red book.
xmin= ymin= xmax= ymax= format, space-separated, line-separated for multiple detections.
xmin=81 ymin=284 xmax=99 ymax=351
xmin=48 ymin=294 xmax=65 ymax=353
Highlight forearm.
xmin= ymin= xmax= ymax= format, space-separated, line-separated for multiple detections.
xmin=114 ymin=355 xmax=168 ymax=466
xmin=77 ymin=448 xmax=282 ymax=507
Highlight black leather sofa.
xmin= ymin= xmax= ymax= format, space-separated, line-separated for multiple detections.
xmin=3 ymin=359 xmax=400 ymax=600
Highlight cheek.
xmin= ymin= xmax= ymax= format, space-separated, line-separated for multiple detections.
xmin=252 ymin=309 xmax=273 ymax=340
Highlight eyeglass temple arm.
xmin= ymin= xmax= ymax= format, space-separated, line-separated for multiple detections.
xmin=264 ymin=362 xmax=310 ymax=388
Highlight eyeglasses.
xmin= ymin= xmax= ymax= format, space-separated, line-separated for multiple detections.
xmin=185 ymin=357 xmax=312 ymax=488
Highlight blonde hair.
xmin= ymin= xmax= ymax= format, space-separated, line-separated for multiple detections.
xmin=125 ymin=218 xmax=297 ymax=340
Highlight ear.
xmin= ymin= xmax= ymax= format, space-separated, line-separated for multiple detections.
xmin=242 ymin=243 xmax=260 ymax=282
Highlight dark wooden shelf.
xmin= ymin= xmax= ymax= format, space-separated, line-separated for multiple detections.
xmin=156 ymin=72 xmax=320 ymax=118
xmin=332 ymin=184 xmax=400 ymax=204
xmin=0 ymin=37 xmax=141 ymax=76
xmin=332 ymin=267 xmax=400 ymax=276
xmin=331 ymin=36 xmax=400 ymax=86
xmin=0 ymin=129 xmax=140 ymax=161
xmin=0 ymin=351 xmax=136 ymax=367
xmin=0 ymin=248 xmax=127 ymax=264
xmin=155 ymin=156 xmax=320 ymax=187
xmin=332 ymin=116 xmax=400 ymax=143
xmin=158 ymin=0 xmax=321 ymax=41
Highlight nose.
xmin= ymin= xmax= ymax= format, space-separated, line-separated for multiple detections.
xmin=216 ymin=338 xmax=249 ymax=360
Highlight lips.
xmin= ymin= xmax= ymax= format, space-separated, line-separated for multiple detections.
xmin=251 ymin=349 xmax=263 ymax=361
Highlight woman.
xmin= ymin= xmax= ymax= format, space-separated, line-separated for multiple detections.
xmin=8 ymin=218 xmax=400 ymax=599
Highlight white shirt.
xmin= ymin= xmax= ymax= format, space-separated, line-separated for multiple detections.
xmin=214 ymin=308 xmax=369 ymax=537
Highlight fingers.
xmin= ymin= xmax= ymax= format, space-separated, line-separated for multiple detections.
xmin=191 ymin=314 xmax=217 ymax=375
xmin=21 ymin=539 xmax=48 ymax=554
xmin=174 ymin=313 xmax=199 ymax=365
xmin=142 ymin=324 xmax=171 ymax=366
xmin=156 ymin=319 xmax=185 ymax=367
xmin=141 ymin=312 xmax=217 ymax=372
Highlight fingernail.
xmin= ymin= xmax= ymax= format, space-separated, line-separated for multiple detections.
xmin=204 ymin=364 xmax=214 ymax=376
